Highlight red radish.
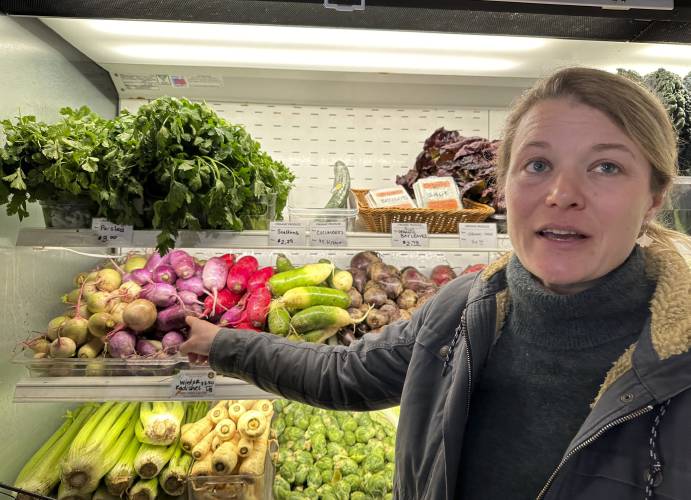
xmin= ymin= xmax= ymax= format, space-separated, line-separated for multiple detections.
xmin=153 ymin=264 xmax=177 ymax=285
xmin=122 ymin=299 xmax=157 ymax=332
xmin=140 ymin=282 xmax=178 ymax=308
xmin=462 ymin=263 xmax=487 ymax=275
xmin=106 ymin=330 xmax=136 ymax=358
xmin=220 ymin=253 xmax=236 ymax=267
xmin=178 ymin=290 xmax=201 ymax=305
xmin=246 ymin=287 xmax=272 ymax=329
xmin=202 ymin=257 xmax=230 ymax=315
xmin=218 ymin=304 xmax=246 ymax=327
xmin=136 ymin=339 xmax=162 ymax=356
xmin=431 ymin=264 xmax=457 ymax=286
xmin=129 ymin=268 xmax=153 ymax=286
xmin=156 ymin=303 xmax=190 ymax=332
xmin=247 ymin=267 xmax=275 ymax=293
xmin=176 ymin=276 xmax=205 ymax=296
xmin=226 ymin=256 xmax=259 ymax=294
xmin=162 ymin=331 xmax=185 ymax=354
xmin=169 ymin=250 xmax=196 ymax=279
xmin=202 ymin=288 xmax=241 ymax=317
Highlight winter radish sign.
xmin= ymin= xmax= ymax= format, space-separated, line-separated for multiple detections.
xmin=172 ymin=369 xmax=216 ymax=398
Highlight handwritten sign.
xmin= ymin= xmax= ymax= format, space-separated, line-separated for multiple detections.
xmin=458 ymin=223 xmax=498 ymax=249
xmin=391 ymin=223 xmax=429 ymax=248
xmin=172 ymin=369 xmax=216 ymax=398
xmin=309 ymin=222 xmax=347 ymax=247
xmin=269 ymin=222 xmax=307 ymax=247
xmin=91 ymin=218 xmax=134 ymax=245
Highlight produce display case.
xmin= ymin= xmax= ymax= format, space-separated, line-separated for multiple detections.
xmin=286 ymin=186 xmax=358 ymax=230
xmin=662 ymin=176 xmax=691 ymax=236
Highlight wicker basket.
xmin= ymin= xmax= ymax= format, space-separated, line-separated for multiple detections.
xmin=352 ymin=189 xmax=495 ymax=233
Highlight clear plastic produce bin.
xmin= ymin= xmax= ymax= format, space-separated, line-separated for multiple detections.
xmin=661 ymin=176 xmax=691 ymax=235
xmin=187 ymin=443 xmax=276 ymax=500
xmin=286 ymin=185 xmax=358 ymax=230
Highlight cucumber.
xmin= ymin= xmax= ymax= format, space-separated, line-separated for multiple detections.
xmin=268 ymin=263 xmax=334 ymax=296
xmin=301 ymin=327 xmax=340 ymax=344
xmin=324 ymin=161 xmax=351 ymax=209
xmin=275 ymin=253 xmax=295 ymax=273
xmin=268 ymin=304 xmax=291 ymax=336
xmin=318 ymin=259 xmax=353 ymax=292
xmin=290 ymin=305 xmax=354 ymax=334
xmin=281 ymin=286 xmax=351 ymax=310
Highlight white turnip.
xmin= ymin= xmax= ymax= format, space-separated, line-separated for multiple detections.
xmin=61 ymin=317 xmax=89 ymax=346
xmin=50 ymin=337 xmax=76 ymax=358
xmin=123 ymin=299 xmax=157 ymax=332
xmin=78 ymin=336 xmax=105 ymax=358
xmin=61 ymin=288 xmax=81 ymax=305
xmin=169 ymin=250 xmax=196 ymax=279
xmin=87 ymin=291 xmax=113 ymax=314
xmin=87 ymin=312 xmax=116 ymax=338
xmin=108 ymin=301 xmax=127 ymax=324
xmin=96 ymin=268 xmax=122 ymax=292
xmin=115 ymin=281 xmax=142 ymax=302
xmin=65 ymin=303 xmax=90 ymax=319
xmin=24 ymin=336 xmax=50 ymax=354
xmin=153 ymin=264 xmax=177 ymax=285
xmin=47 ymin=315 xmax=68 ymax=341
xmin=123 ymin=254 xmax=148 ymax=273
xmin=106 ymin=330 xmax=136 ymax=358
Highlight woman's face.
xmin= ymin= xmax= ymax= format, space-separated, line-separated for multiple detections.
xmin=505 ymin=98 xmax=663 ymax=294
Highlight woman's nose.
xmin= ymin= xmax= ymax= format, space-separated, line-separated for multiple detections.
xmin=544 ymin=172 xmax=586 ymax=209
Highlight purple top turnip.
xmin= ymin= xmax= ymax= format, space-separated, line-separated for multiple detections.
xmin=176 ymin=276 xmax=205 ymax=296
xmin=106 ymin=330 xmax=136 ymax=358
xmin=129 ymin=268 xmax=153 ymax=286
xmin=162 ymin=331 xmax=185 ymax=354
xmin=136 ymin=338 xmax=162 ymax=357
xmin=169 ymin=250 xmax=196 ymax=280
xmin=140 ymin=282 xmax=178 ymax=308
xmin=152 ymin=264 xmax=177 ymax=285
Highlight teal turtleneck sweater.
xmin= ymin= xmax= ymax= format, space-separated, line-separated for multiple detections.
xmin=457 ymin=246 xmax=655 ymax=500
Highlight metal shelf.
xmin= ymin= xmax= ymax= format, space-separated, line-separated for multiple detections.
xmin=14 ymin=375 xmax=274 ymax=403
xmin=16 ymin=228 xmax=512 ymax=252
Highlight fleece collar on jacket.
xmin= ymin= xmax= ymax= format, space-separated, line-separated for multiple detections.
xmin=479 ymin=244 xmax=691 ymax=405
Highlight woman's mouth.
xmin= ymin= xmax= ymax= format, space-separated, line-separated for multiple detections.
xmin=537 ymin=228 xmax=588 ymax=241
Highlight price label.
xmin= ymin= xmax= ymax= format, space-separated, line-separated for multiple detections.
xmin=309 ymin=221 xmax=347 ymax=247
xmin=269 ymin=222 xmax=307 ymax=247
xmin=391 ymin=223 xmax=429 ymax=248
xmin=91 ymin=218 xmax=134 ymax=245
xmin=458 ymin=222 xmax=498 ymax=249
xmin=171 ymin=369 xmax=216 ymax=398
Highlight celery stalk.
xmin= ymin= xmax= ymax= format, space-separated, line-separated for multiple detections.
xmin=14 ymin=404 xmax=95 ymax=497
xmin=134 ymin=441 xmax=178 ymax=479
xmin=57 ymin=481 xmax=91 ymax=500
xmin=129 ymin=477 xmax=159 ymax=500
xmin=104 ymin=430 xmax=141 ymax=496
xmin=159 ymin=401 xmax=207 ymax=495
xmin=139 ymin=401 xmax=185 ymax=445
xmin=62 ymin=402 xmax=140 ymax=492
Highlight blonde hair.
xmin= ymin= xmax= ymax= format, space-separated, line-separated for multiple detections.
xmin=497 ymin=66 xmax=691 ymax=255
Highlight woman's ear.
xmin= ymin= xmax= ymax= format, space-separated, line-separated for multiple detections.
xmin=646 ymin=189 xmax=668 ymax=222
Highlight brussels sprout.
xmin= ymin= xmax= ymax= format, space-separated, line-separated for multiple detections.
xmin=322 ymin=414 xmax=337 ymax=428
xmin=294 ymin=450 xmax=314 ymax=466
xmin=384 ymin=444 xmax=395 ymax=463
xmin=283 ymin=413 xmax=294 ymax=427
xmin=317 ymin=483 xmax=337 ymax=499
xmin=363 ymin=453 xmax=386 ymax=473
xmin=302 ymin=487 xmax=319 ymax=499
xmin=355 ymin=426 xmax=376 ymax=444
xmin=295 ymin=463 xmax=310 ymax=485
xmin=285 ymin=426 xmax=304 ymax=442
xmin=343 ymin=473 xmax=362 ymax=492
xmin=326 ymin=426 xmax=345 ymax=443
xmin=295 ymin=415 xmax=310 ymax=430
xmin=364 ymin=472 xmax=389 ymax=497
xmin=279 ymin=461 xmax=298 ymax=483
xmin=384 ymin=462 xmax=395 ymax=487
xmin=366 ymin=441 xmax=386 ymax=458
xmin=309 ymin=414 xmax=324 ymax=426
xmin=376 ymin=428 xmax=386 ymax=440
xmin=273 ymin=475 xmax=291 ymax=499
xmin=326 ymin=441 xmax=347 ymax=458
xmin=355 ymin=413 xmax=372 ymax=426
xmin=336 ymin=457 xmax=359 ymax=476
xmin=334 ymin=480 xmax=351 ymax=500
xmin=342 ymin=417 xmax=358 ymax=433
xmin=344 ymin=430 xmax=356 ymax=446
xmin=385 ymin=493 xmax=394 ymax=500
xmin=350 ymin=493 xmax=367 ymax=500
xmin=306 ymin=420 xmax=326 ymax=438
xmin=321 ymin=467 xmax=333 ymax=484
xmin=349 ymin=443 xmax=368 ymax=464
xmin=273 ymin=416 xmax=287 ymax=435
xmin=273 ymin=399 xmax=288 ymax=413
xmin=315 ymin=455 xmax=334 ymax=471
xmin=310 ymin=432 xmax=328 ymax=458
xmin=307 ymin=467 xmax=323 ymax=489
xmin=277 ymin=448 xmax=293 ymax=465
xmin=293 ymin=438 xmax=307 ymax=452
xmin=286 ymin=493 xmax=304 ymax=500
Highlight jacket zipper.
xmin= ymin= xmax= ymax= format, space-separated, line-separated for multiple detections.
xmin=461 ymin=314 xmax=472 ymax=419
xmin=535 ymin=404 xmax=654 ymax=500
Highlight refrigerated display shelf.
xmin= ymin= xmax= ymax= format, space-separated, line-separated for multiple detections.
xmin=14 ymin=375 xmax=274 ymax=403
xmin=15 ymin=228 xmax=512 ymax=251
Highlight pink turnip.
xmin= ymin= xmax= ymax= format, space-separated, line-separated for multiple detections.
xmin=156 ymin=304 xmax=189 ymax=332
xmin=152 ymin=264 xmax=177 ymax=285
xmin=136 ymin=338 xmax=162 ymax=357
xmin=176 ymin=276 xmax=205 ymax=296
xmin=129 ymin=268 xmax=153 ymax=286
xmin=162 ymin=331 xmax=185 ymax=354
xmin=140 ymin=282 xmax=178 ymax=308
xmin=106 ymin=330 xmax=136 ymax=358
xmin=144 ymin=251 xmax=169 ymax=272
xmin=169 ymin=250 xmax=196 ymax=280
xmin=202 ymin=257 xmax=230 ymax=314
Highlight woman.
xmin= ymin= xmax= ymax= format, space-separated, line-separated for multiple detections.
xmin=181 ymin=67 xmax=691 ymax=499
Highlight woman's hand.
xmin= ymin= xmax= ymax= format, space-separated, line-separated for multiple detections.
xmin=179 ymin=316 xmax=221 ymax=364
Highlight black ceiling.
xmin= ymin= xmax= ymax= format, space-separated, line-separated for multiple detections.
xmin=2 ymin=0 xmax=691 ymax=43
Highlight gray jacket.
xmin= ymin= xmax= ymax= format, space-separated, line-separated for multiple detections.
xmin=209 ymin=247 xmax=691 ymax=499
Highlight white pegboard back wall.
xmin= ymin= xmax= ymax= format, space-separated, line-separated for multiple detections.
xmin=121 ymin=99 xmax=507 ymax=203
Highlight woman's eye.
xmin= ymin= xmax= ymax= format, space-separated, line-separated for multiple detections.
xmin=525 ymin=160 xmax=550 ymax=173
xmin=593 ymin=162 xmax=621 ymax=175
